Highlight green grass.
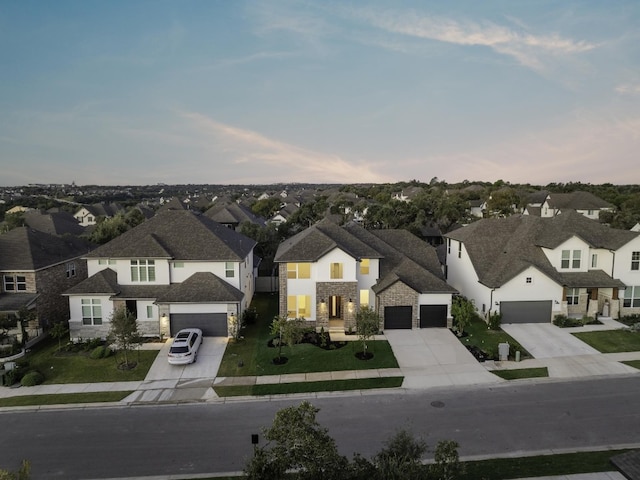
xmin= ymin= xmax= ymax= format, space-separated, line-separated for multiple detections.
xmin=622 ymin=360 xmax=640 ymax=370
xmin=19 ymin=336 xmax=159 ymax=384
xmin=214 ymin=376 xmax=404 ymax=397
xmin=219 ymin=293 xmax=399 ymax=377
xmin=491 ymin=367 xmax=548 ymax=380
xmin=459 ymin=316 xmax=531 ymax=360
xmin=572 ymin=329 xmax=640 ymax=353
xmin=0 ymin=391 xmax=133 ymax=407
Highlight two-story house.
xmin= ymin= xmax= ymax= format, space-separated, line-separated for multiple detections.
xmin=63 ymin=209 xmax=257 ymax=340
xmin=73 ymin=203 xmax=124 ymax=227
xmin=525 ymin=191 xmax=615 ymax=221
xmin=0 ymin=227 xmax=90 ymax=338
xmin=444 ymin=211 xmax=640 ymax=323
xmin=274 ymin=219 xmax=456 ymax=333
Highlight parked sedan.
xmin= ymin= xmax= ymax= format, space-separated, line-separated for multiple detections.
xmin=168 ymin=328 xmax=203 ymax=365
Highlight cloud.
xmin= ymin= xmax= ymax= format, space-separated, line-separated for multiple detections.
xmin=616 ymin=83 xmax=640 ymax=95
xmin=180 ymin=111 xmax=390 ymax=183
xmin=351 ymin=8 xmax=595 ymax=72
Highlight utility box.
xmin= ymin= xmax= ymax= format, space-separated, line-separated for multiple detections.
xmin=498 ymin=342 xmax=510 ymax=361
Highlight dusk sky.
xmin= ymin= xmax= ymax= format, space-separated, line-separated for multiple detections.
xmin=1 ymin=1 xmax=639 ymax=187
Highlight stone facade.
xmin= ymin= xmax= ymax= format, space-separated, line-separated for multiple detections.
xmin=376 ymin=282 xmax=419 ymax=329
xmin=315 ymin=281 xmax=358 ymax=331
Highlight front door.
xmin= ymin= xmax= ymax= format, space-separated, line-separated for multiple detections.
xmin=329 ymin=296 xmax=342 ymax=319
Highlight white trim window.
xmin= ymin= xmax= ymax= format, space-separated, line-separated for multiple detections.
xmin=131 ymin=260 xmax=155 ymax=282
xmin=360 ymin=259 xmax=370 ymax=275
xmin=3 ymin=275 xmax=26 ymax=292
xmin=566 ymin=288 xmax=580 ymax=305
xmin=225 ymin=262 xmax=235 ymax=278
xmin=66 ymin=262 xmax=76 ymax=278
xmin=591 ymin=254 xmax=598 ymax=268
xmin=330 ymin=262 xmax=343 ymax=279
xmin=287 ymin=295 xmax=311 ymax=318
xmin=561 ymin=250 xmax=581 ymax=269
xmin=287 ymin=263 xmax=311 ymax=279
xmin=623 ymin=286 xmax=640 ymax=308
xmin=632 ymin=252 xmax=640 ymax=271
xmin=81 ymin=299 xmax=102 ymax=325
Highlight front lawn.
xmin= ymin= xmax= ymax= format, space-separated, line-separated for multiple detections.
xmin=219 ymin=293 xmax=399 ymax=377
xmin=458 ymin=316 xmax=531 ymax=361
xmin=491 ymin=367 xmax=548 ymax=380
xmin=572 ymin=330 xmax=640 ymax=353
xmin=16 ymin=336 xmax=158 ymax=384
xmin=0 ymin=391 xmax=133 ymax=407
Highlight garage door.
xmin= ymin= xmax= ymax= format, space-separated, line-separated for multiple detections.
xmin=170 ymin=313 xmax=228 ymax=336
xmin=384 ymin=306 xmax=412 ymax=329
xmin=419 ymin=305 xmax=448 ymax=328
xmin=500 ymin=301 xmax=552 ymax=324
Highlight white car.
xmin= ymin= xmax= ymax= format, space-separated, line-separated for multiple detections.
xmin=168 ymin=328 xmax=203 ymax=365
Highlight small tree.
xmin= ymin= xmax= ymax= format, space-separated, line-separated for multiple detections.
xmin=49 ymin=320 xmax=69 ymax=352
xmin=429 ymin=440 xmax=464 ymax=480
xmin=107 ymin=307 xmax=142 ymax=370
xmin=270 ymin=316 xmax=304 ymax=363
xmin=355 ymin=306 xmax=380 ymax=359
xmin=0 ymin=459 xmax=30 ymax=480
xmin=373 ymin=429 xmax=428 ymax=480
xmin=451 ymin=296 xmax=475 ymax=337
xmin=244 ymin=401 xmax=348 ymax=480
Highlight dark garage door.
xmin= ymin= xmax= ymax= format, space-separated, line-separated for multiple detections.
xmin=500 ymin=301 xmax=552 ymax=324
xmin=170 ymin=313 xmax=228 ymax=336
xmin=384 ymin=306 xmax=412 ymax=329
xmin=419 ymin=305 xmax=448 ymax=328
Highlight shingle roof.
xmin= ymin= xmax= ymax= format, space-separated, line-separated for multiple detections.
xmin=204 ymin=202 xmax=266 ymax=227
xmin=545 ymin=191 xmax=614 ymax=210
xmin=0 ymin=227 xmax=91 ymax=271
xmin=0 ymin=293 xmax=39 ymax=312
xmin=86 ymin=209 xmax=256 ymax=261
xmin=63 ymin=268 xmax=120 ymax=295
xmin=24 ymin=210 xmax=85 ymax=236
xmin=445 ymin=212 xmax=639 ymax=288
xmin=155 ymin=272 xmax=243 ymax=303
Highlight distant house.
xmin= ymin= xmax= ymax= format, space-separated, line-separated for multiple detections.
xmin=275 ymin=219 xmax=456 ymax=333
xmin=270 ymin=203 xmax=299 ymax=226
xmin=444 ymin=211 xmax=640 ymax=323
xmin=525 ymin=191 xmax=614 ymax=221
xmin=0 ymin=227 xmax=90 ymax=335
xmin=24 ymin=210 xmax=86 ymax=237
xmin=63 ymin=209 xmax=257 ymax=340
xmin=204 ymin=202 xmax=266 ymax=231
xmin=74 ymin=203 xmax=124 ymax=227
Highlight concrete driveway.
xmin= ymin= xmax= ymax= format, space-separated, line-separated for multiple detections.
xmin=144 ymin=337 xmax=228 ymax=382
xmin=501 ymin=323 xmax=600 ymax=359
xmin=384 ymin=329 xmax=501 ymax=389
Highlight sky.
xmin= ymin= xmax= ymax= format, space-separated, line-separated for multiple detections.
xmin=1 ymin=1 xmax=639 ymax=187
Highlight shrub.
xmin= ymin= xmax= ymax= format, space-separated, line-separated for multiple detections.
xmin=553 ymin=314 xmax=570 ymax=327
xmin=488 ymin=312 xmax=502 ymax=330
xmin=620 ymin=314 xmax=640 ymax=326
xmin=20 ymin=370 xmax=44 ymax=387
xmin=90 ymin=346 xmax=106 ymax=359
xmin=242 ymin=307 xmax=258 ymax=325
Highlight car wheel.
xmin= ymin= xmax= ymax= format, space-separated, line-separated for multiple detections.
xmin=193 ymin=352 xmax=197 ymax=364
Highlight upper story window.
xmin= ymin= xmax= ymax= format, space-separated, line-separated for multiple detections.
xmin=3 ymin=275 xmax=26 ymax=292
xmin=591 ymin=254 xmax=598 ymax=268
xmin=173 ymin=261 xmax=184 ymax=268
xmin=561 ymin=250 xmax=581 ymax=269
xmin=131 ymin=259 xmax=155 ymax=282
xmin=287 ymin=263 xmax=311 ymax=279
xmin=525 ymin=277 xmax=532 ymax=284
xmin=225 ymin=262 xmax=235 ymax=278
xmin=66 ymin=262 xmax=76 ymax=278
xmin=146 ymin=305 xmax=154 ymax=318
xmin=330 ymin=262 xmax=343 ymax=279
xmin=81 ymin=298 xmax=102 ymax=325
xmin=458 ymin=242 xmax=462 ymax=258
xmin=98 ymin=259 xmax=116 ymax=265
xmin=632 ymin=252 xmax=640 ymax=271
xmin=447 ymin=238 xmax=451 ymax=254
xmin=360 ymin=259 xmax=370 ymax=275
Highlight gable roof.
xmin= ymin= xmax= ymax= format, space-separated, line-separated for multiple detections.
xmin=0 ymin=227 xmax=91 ymax=271
xmin=204 ymin=202 xmax=266 ymax=227
xmin=545 ymin=191 xmax=614 ymax=210
xmin=445 ymin=212 xmax=639 ymax=288
xmin=86 ymin=209 xmax=256 ymax=261
xmin=156 ymin=272 xmax=244 ymax=303
xmin=24 ymin=210 xmax=85 ymax=237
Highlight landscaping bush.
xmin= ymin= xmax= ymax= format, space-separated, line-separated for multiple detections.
xmin=242 ymin=307 xmax=258 ymax=325
xmin=90 ymin=345 xmax=112 ymax=359
xmin=620 ymin=314 xmax=640 ymax=326
xmin=20 ymin=370 xmax=44 ymax=386
xmin=488 ymin=312 xmax=502 ymax=330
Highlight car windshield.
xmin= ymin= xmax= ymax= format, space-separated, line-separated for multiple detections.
xmin=169 ymin=346 xmax=189 ymax=354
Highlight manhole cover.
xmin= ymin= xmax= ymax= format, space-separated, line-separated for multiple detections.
xmin=430 ymin=400 xmax=445 ymax=408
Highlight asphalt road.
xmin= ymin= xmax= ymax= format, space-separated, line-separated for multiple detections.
xmin=1 ymin=376 xmax=639 ymax=479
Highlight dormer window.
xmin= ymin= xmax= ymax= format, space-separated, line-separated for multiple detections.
xmin=131 ymin=259 xmax=155 ymax=282
xmin=561 ymin=250 xmax=581 ymax=269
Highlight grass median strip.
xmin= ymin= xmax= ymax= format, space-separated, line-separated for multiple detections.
xmin=214 ymin=376 xmax=404 ymax=397
xmin=491 ymin=367 xmax=549 ymax=380
xmin=0 ymin=391 xmax=133 ymax=407
xmin=623 ymin=360 xmax=640 ymax=370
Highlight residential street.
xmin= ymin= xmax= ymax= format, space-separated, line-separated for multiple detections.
xmin=1 ymin=376 xmax=639 ymax=479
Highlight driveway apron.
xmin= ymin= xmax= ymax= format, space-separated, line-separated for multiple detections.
xmin=501 ymin=323 xmax=600 ymax=359
xmin=384 ymin=329 xmax=501 ymax=389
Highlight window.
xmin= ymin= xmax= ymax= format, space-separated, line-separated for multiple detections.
xmin=447 ymin=238 xmax=451 ymax=254
xmin=287 ymin=295 xmax=311 ymax=318
xmin=360 ymin=289 xmax=369 ymax=307
xmin=458 ymin=242 xmax=462 ymax=259
xmin=623 ymin=286 xmax=640 ymax=308
xmin=632 ymin=252 xmax=640 ymax=271
xmin=525 ymin=277 xmax=532 ymax=284
xmin=173 ymin=262 xmax=184 ymax=268
xmin=561 ymin=250 xmax=581 ymax=269
xmin=566 ymin=288 xmax=580 ymax=305
xmin=131 ymin=260 xmax=155 ymax=282
xmin=330 ymin=262 xmax=343 ymax=279
xmin=591 ymin=254 xmax=598 ymax=268
xmin=146 ymin=305 xmax=154 ymax=318
xmin=98 ymin=259 xmax=115 ymax=265
xmin=4 ymin=275 xmax=26 ymax=292
xmin=3 ymin=275 xmax=14 ymax=291
xmin=287 ymin=263 xmax=311 ymax=279
xmin=225 ymin=262 xmax=235 ymax=278
xmin=360 ymin=259 xmax=370 ymax=275
xmin=66 ymin=262 xmax=76 ymax=278
xmin=81 ymin=299 xmax=102 ymax=325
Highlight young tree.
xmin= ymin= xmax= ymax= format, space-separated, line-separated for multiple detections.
xmin=451 ymin=296 xmax=476 ymax=337
xmin=244 ymin=401 xmax=348 ymax=480
xmin=107 ymin=307 xmax=142 ymax=369
xmin=49 ymin=320 xmax=69 ymax=352
xmin=269 ymin=316 xmax=305 ymax=363
xmin=429 ymin=440 xmax=464 ymax=480
xmin=355 ymin=306 xmax=380 ymax=359
xmin=373 ymin=429 xmax=428 ymax=480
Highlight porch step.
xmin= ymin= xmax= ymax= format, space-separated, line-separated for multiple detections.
xmin=328 ymin=326 xmax=345 ymax=334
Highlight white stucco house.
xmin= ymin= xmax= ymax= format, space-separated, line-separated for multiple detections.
xmin=444 ymin=211 xmax=640 ymax=323
xmin=274 ymin=219 xmax=456 ymax=333
xmin=64 ymin=209 xmax=257 ymax=340
xmin=525 ymin=191 xmax=615 ymax=221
